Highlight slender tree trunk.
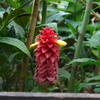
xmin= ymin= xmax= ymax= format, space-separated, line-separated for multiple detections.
xmin=68 ymin=0 xmax=93 ymax=92
xmin=18 ymin=0 xmax=40 ymax=91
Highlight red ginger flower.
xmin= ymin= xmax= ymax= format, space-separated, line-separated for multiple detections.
xmin=30 ymin=27 xmax=67 ymax=85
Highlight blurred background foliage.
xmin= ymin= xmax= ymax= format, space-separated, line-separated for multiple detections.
xmin=0 ymin=0 xmax=100 ymax=93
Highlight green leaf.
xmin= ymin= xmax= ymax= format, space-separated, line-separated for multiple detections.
xmin=66 ymin=19 xmax=82 ymax=28
xmin=6 ymin=25 xmax=16 ymax=38
xmin=34 ymin=23 xmax=58 ymax=39
xmin=67 ymin=58 xmax=99 ymax=65
xmin=46 ymin=11 xmax=69 ymax=23
xmin=45 ymin=23 xmax=58 ymax=32
xmin=31 ymin=85 xmax=47 ymax=92
xmin=85 ymin=76 xmax=100 ymax=82
xmin=0 ymin=37 xmax=31 ymax=58
xmin=94 ymin=88 xmax=100 ymax=92
xmin=58 ymin=68 xmax=70 ymax=79
xmin=92 ymin=49 xmax=98 ymax=57
xmin=6 ymin=0 xmax=20 ymax=8
xmin=8 ymin=21 xmax=25 ymax=38
xmin=14 ymin=13 xmax=30 ymax=29
xmin=89 ymin=31 xmax=100 ymax=48
xmin=67 ymin=58 xmax=100 ymax=68
xmin=8 ymin=52 xmax=19 ymax=63
xmin=67 ymin=0 xmax=82 ymax=13
xmin=47 ymin=85 xmax=58 ymax=91
xmin=78 ymin=61 xmax=99 ymax=68
xmin=86 ymin=25 xmax=95 ymax=33
xmin=66 ymin=22 xmax=76 ymax=38
xmin=67 ymin=1 xmax=75 ymax=13
xmin=0 ymin=0 xmax=32 ymax=31
xmin=77 ymin=82 xmax=100 ymax=92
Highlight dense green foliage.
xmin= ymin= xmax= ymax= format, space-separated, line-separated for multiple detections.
xmin=0 ymin=0 xmax=100 ymax=93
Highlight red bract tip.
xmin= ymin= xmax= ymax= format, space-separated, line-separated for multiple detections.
xmin=34 ymin=27 xmax=60 ymax=86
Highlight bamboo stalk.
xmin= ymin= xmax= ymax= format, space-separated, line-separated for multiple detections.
xmin=41 ymin=0 xmax=47 ymax=24
xmin=67 ymin=0 xmax=93 ymax=92
xmin=18 ymin=0 xmax=40 ymax=91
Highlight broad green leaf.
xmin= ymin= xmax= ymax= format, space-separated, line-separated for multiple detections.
xmin=86 ymin=25 xmax=95 ymax=33
xmin=66 ymin=19 xmax=82 ymax=28
xmin=14 ymin=13 xmax=30 ymax=29
xmin=78 ymin=61 xmax=99 ymax=68
xmin=66 ymin=0 xmax=83 ymax=21
xmin=66 ymin=22 xmax=76 ymax=38
xmin=34 ymin=23 xmax=58 ymax=39
xmin=77 ymin=82 xmax=100 ymax=92
xmin=0 ymin=0 xmax=32 ymax=31
xmin=89 ymin=31 xmax=100 ymax=48
xmin=45 ymin=23 xmax=58 ymax=32
xmin=6 ymin=0 xmax=20 ymax=8
xmin=85 ymin=76 xmax=100 ymax=82
xmin=0 ymin=37 xmax=31 ymax=58
xmin=67 ymin=0 xmax=82 ymax=13
xmin=6 ymin=26 xmax=16 ymax=38
xmin=47 ymin=85 xmax=58 ymax=91
xmin=67 ymin=58 xmax=99 ymax=65
xmin=66 ymin=22 xmax=75 ymax=33
xmin=8 ymin=52 xmax=19 ymax=63
xmin=8 ymin=21 xmax=25 ymax=38
xmin=92 ymin=49 xmax=98 ymax=57
xmin=94 ymin=88 xmax=100 ymax=92
xmin=46 ymin=11 xmax=69 ymax=23
xmin=66 ymin=1 xmax=75 ymax=13
xmin=31 ymin=85 xmax=47 ymax=92
xmin=58 ymin=68 xmax=70 ymax=79
xmin=21 ymin=0 xmax=31 ymax=5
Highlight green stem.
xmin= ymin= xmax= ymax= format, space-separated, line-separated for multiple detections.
xmin=41 ymin=0 xmax=47 ymax=24
xmin=68 ymin=0 xmax=93 ymax=92
xmin=18 ymin=0 xmax=40 ymax=91
xmin=73 ymin=0 xmax=78 ymax=20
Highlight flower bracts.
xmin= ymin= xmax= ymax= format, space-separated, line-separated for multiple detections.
xmin=30 ymin=27 xmax=67 ymax=85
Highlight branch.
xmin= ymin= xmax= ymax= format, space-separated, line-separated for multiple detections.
xmin=50 ymin=2 xmax=68 ymax=7
xmin=78 ymin=0 xmax=100 ymax=20
xmin=18 ymin=0 xmax=40 ymax=91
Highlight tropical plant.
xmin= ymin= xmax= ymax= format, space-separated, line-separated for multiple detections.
xmin=0 ymin=0 xmax=100 ymax=93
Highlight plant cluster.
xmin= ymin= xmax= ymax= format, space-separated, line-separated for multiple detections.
xmin=0 ymin=0 xmax=100 ymax=93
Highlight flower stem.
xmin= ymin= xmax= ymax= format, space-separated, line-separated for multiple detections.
xmin=68 ymin=0 xmax=93 ymax=92
xmin=41 ymin=0 xmax=47 ymax=24
xmin=18 ymin=0 xmax=40 ymax=91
